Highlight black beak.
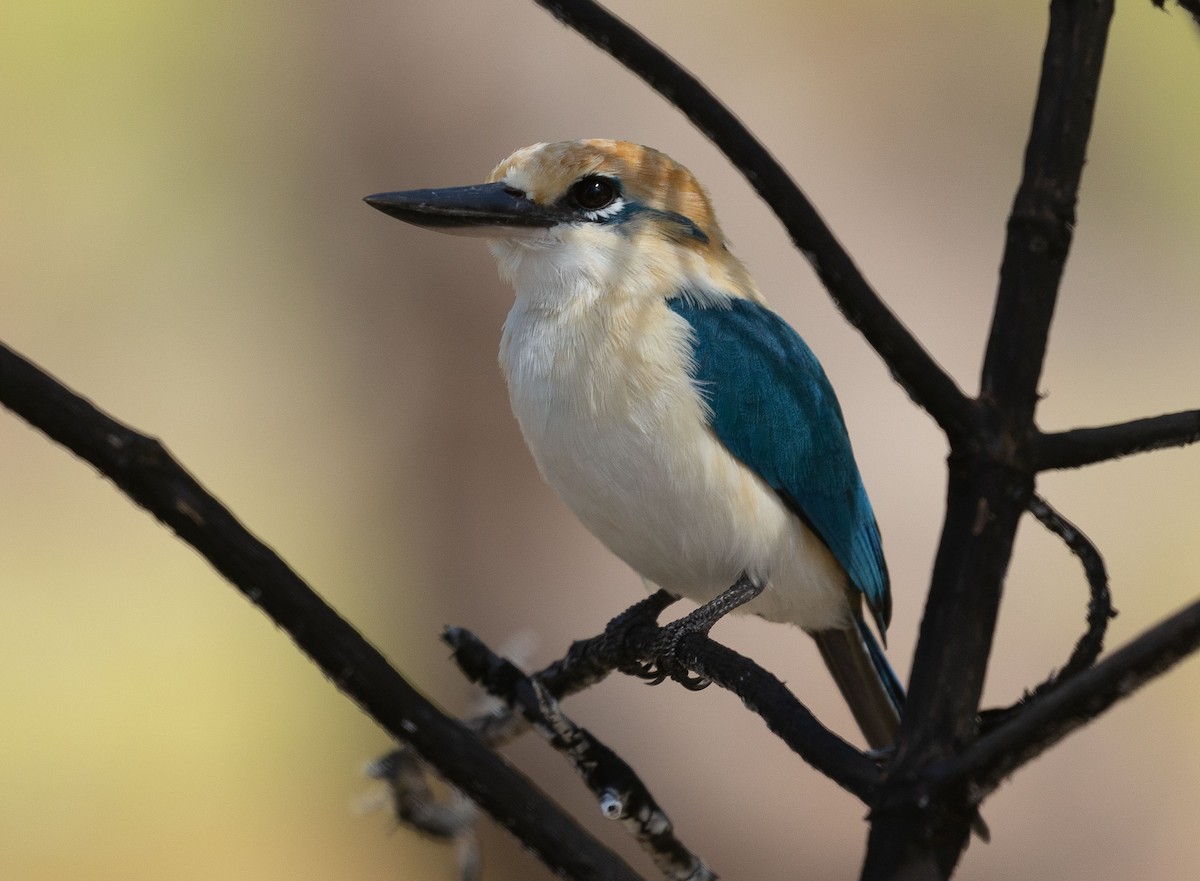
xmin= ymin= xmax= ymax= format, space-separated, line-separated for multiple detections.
xmin=363 ymin=181 xmax=562 ymax=232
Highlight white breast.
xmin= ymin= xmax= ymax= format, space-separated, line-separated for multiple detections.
xmin=498 ymin=291 xmax=852 ymax=632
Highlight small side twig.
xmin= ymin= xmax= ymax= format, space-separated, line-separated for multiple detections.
xmin=365 ymin=747 xmax=478 ymax=840
xmin=446 ymin=627 xmax=716 ymax=881
xmin=365 ymin=747 xmax=483 ymax=881
xmin=981 ymin=494 xmax=1114 ymax=732
xmin=1150 ymin=0 xmax=1200 ymax=28
xmin=1026 ymin=493 xmax=1114 ymax=683
xmin=935 ymin=593 xmax=1200 ymax=800
xmin=1036 ymin=409 xmax=1200 ymax=471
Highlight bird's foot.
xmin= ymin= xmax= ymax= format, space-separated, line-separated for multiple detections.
xmin=634 ymin=574 xmax=765 ymax=691
xmin=601 ymin=589 xmax=678 ymax=654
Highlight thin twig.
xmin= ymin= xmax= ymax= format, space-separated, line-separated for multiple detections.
xmin=1150 ymin=0 xmax=1200 ymax=27
xmin=532 ymin=0 xmax=973 ymax=443
xmin=0 ymin=341 xmax=643 ymax=881
xmin=1027 ymin=493 xmax=1114 ymax=680
xmin=447 ymin=627 xmax=717 ymax=881
xmin=981 ymin=494 xmax=1114 ymax=732
xmin=1036 ymin=410 xmax=1200 ymax=470
xmin=935 ymin=594 xmax=1200 ymax=800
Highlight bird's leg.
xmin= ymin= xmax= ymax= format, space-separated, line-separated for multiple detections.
xmin=641 ymin=573 xmax=765 ymax=691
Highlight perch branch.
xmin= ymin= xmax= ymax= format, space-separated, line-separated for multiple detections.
xmin=596 ymin=593 xmax=881 ymax=802
xmin=466 ymin=591 xmax=878 ymax=802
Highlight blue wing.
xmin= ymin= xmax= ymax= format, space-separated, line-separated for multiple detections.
xmin=667 ymin=294 xmax=891 ymax=633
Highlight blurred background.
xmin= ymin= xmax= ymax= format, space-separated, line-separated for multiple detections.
xmin=1 ymin=1 xmax=1198 ymax=879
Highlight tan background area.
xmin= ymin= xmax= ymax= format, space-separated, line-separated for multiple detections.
xmin=2 ymin=2 xmax=1198 ymax=879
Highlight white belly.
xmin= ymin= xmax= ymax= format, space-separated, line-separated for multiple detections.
xmin=499 ymin=295 xmax=852 ymax=632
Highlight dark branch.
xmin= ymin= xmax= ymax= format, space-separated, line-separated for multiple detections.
xmin=1151 ymin=0 xmax=1200 ymax=26
xmin=365 ymin=747 xmax=479 ymax=838
xmin=1036 ymin=409 xmax=1200 ymax=470
xmin=447 ymin=627 xmax=717 ymax=881
xmin=936 ymin=594 xmax=1200 ymax=799
xmin=0 ymin=341 xmax=643 ymax=881
xmin=591 ymin=593 xmax=882 ymax=803
xmin=1026 ymin=493 xmax=1114 ymax=681
xmin=981 ymin=494 xmax=1114 ymax=733
xmin=980 ymin=0 xmax=1114 ymax=438
xmin=470 ymin=591 xmax=879 ymax=803
xmin=865 ymin=3 xmax=1115 ymax=877
xmin=533 ymin=0 xmax=974 ymax=443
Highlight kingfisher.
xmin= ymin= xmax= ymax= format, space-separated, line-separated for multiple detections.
xmin=365 ymin=140 xmax=902 ymax=749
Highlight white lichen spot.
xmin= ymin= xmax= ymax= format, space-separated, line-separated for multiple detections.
xmin=598 ymin=789 xmax=623 ymax=819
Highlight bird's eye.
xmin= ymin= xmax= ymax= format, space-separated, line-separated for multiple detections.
xmin=570 ymin=176 xmax=619 ymax=212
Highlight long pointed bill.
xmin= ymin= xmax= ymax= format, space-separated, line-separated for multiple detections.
xmin=363 ymin=181 xmax=563 ymax=237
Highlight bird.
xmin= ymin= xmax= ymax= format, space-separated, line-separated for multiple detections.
xmin=365 ymin=139 xmax=902 ymax=749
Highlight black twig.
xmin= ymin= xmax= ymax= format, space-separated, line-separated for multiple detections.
xmin=365 ymin=750 xmax=483 ymax=881
xmin=446 ymin=627 xmax=717 ymax=881
xmin=0 ymin=341 xmax=643 ymax=881
xmin=1036 ymin=410 xmax=1200 ymax=471
xmin=1026 ymin=493 xmax=1114 ymax=682
xmin=1151 ymin=0 xmax=1200 ymax=27
xmin=532 ymin=0 xmax=973 ymax=443
xmin=365 ymin=747 xmax=479 ymax=837
xmin=981 ymin=494 xmax=1114 ymax=732
xmin=936 ymin=594 xmax=1200 ymax=800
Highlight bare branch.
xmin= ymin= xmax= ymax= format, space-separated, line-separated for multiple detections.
xmin=447 ymin=627 xmax=717 ymax=881
xmin=1036 ymin=409 xmax=1200 ymax=470
xmin=980 ymin=0 xmax=1114 ymax=438
xmin=866 ymin=2 xmax=1116 ymax=876
xmin=981 ymin=494 xmax=1114 ymax=734
xmin=1150 ymin=0 xmax=1200 ymax=27
xmin=593 ymin=594 xmax=882 ymax=802
xmin=1026 ymin=493 xmax=1114 ymax=681
xmin=532 ymin=0 xmax=974 ymax=443
xmin=465 ymin=591 xmax=880 ymax=803
xmin=0 ymin=341 xmax=643 ymax=881
xmin=936 ymin=594 xmax=1200 ymax=800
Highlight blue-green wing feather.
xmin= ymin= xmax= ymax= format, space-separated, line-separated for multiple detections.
xmin=667 ymin=295 xmax=891 ymax=632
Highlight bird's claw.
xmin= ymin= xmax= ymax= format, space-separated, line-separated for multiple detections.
xmin=632 ymin=660 xmax=710 ymax=690
xmin=634 ymin=616 xmax=714 ymax=690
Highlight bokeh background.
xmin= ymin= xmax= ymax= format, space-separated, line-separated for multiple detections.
xmin=2 ymin=2 xmax=1198 ymax=879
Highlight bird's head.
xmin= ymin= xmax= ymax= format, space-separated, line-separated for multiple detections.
xmin=366 ymin=139 xmax=758 ymax=305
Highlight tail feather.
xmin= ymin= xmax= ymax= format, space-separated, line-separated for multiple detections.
xmin=811 ymin=622 xmax=903 ymax=751
xmin=813 ymin=626 xmax=990 ymax=840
